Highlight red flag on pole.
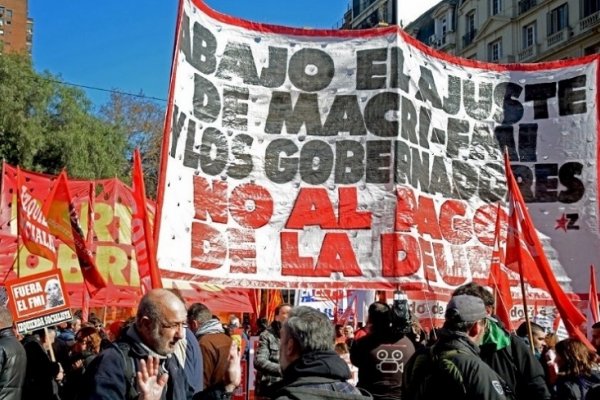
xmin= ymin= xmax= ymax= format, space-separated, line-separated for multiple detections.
xmin=132 ymin=149 xmax=162 ymax=291
xmin=43 ymin=171 xmax=106 ymax=296
xmin=339 ymin=292 xmax=356 ymax=326
xmin=503 ymin=152 xmax=590 ymax=348
xmin=81 ymin=182 xmax=96 ymax=323
xmin=589 ymin=265 xmax=599 ymax=324
xmin=16 ymin=167 xmax=57 ymax=263
xmin=487 ymin=204 xmax=513 ymax=330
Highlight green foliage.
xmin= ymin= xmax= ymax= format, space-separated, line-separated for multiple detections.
xmin=99 ymin=92 xmax=165 ymax=198
xmin=0 ymin=54 xmax=128 ymax=179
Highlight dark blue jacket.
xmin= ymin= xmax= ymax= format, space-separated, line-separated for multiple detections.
xmin=185 ymin=327 xmax=204 ymax=395
xmin=78 ymin=325 xmax=188 ymax=400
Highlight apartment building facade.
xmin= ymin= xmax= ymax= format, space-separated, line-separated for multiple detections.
xmin=342 ymin=0 xmax=599 ymax=62
xmin=405 ymin=0 xmax=600 ymax=62
xmin=0 ymin=0 xmax=32 ymax=54
xmin=341 ymin=0 xmax=398 ymax=29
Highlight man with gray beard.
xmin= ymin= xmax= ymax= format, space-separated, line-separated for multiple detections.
xmin=79 ymin=289 xmax=188 ymax=400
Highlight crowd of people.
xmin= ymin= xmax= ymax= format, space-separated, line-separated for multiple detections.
xmin=1 ymin=284 xmax=600 ymax=399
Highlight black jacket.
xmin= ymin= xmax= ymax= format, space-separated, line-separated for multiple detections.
xmin=479 ymin=334 xmax=551 ymax=400
xmin=404 ymin=329 xmax=510 ymax=400
xmin=350 ymin=333 xmax=415 ymax=400
xmin=22 ymin=334 xmax=62 ymax=400
xmin=270 ymin=350 xmax=368 ymax=400
xmin=0 ymin=328 xmax=27 ymax=400
xmin=78 ymin=325 xmax=188 ymax=400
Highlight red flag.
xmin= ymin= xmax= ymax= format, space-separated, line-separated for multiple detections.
xmin=16 ymin=167 xmax=57 ymax=263
xmin=553 ymin=313 xmax=562 ymax=332
xmin=43 ymin=171 xmax=106 ymax=296
xmin=503 ymin=152 xmax=590 ymax=348
xmin=132 ymin=149 xmax=162 ymax=291
xmin=589 ymin=265 xmax=599 ymax=324
xmin=488 ymin=204 xmax=513 ymax=329
xmin=505 ymin=198 xmax=546 ymax=289
xmin=339 ymin=292 xmax=356 ymax=326
xmin=266 ymin=290 xmax=283 ymax=322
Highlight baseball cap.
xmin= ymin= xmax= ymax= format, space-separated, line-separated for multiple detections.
xmin=445 ymin=295 xmax=488 ymax=323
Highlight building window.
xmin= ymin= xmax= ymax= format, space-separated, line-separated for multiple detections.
xmin=582 ymin=0 xmax=600 ymax=17
xmin=522 ymin=22 xmax=536 ymax=48
xmin=463 ymin=11 xmax=477 ymax=46
xmin=491 ymin=0 xmax=502 ymax=15
xmin=548 ymin=4 xmax=568 ymax=34
xmin=466 ymin=11 xmax=475 ymax=32
xmin=488 ymin=39 xmax=502 ymax=61
xmin=5 ymin=9 xmax=12 ymax=18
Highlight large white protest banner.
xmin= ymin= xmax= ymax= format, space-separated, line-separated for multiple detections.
xmin=155 ymin=0 xmax=599 ymax=293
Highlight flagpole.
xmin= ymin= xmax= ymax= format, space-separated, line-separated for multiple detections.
xmin=518 ymin=271 xmax=536 ymax=354
xmin=16 ymin=240 xmax=21 ymax=278
xmin=82 ymin=181 xmax=95 ymax=322
xmin=505 ymin=149 xmax=535 ymax=353
xmin=493 ymin=287 xmax=498 ymax=315
xmin=3 ymin=246 xmax=19 ymax=282
xmin=15 ymin=175 xmax=21 ymax=278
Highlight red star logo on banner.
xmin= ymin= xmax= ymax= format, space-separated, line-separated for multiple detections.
xmin=555 ymin=214 xmax=568 ymax=231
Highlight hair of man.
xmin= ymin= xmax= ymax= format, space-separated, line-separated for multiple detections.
xmin=284 ymin=306 xmax=334 ymax=354
xmin=452 ymin=282 xmax=495 ymax=308
xmin=275 ymin=303 xmax=292 ymax=317
xmin=187 ymin=303 xmax=212 ymax=325
xmin=368 ymin=302 xmax=392 ymax=334
xmin=516 ymin=321 xmax=545 ymax=337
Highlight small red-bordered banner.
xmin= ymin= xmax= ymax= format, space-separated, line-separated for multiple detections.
xmin=6 ymin=270 xmax=72 ymax=333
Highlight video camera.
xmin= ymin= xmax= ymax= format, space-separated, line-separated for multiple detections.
xmin=391 ymin=289 xmax=412 ymax=336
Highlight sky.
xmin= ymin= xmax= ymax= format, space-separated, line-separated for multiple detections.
xmin=29 ymin=0 xmax=438 ymax=110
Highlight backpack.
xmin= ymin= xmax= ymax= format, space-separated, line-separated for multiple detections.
xmin=408 ymin=348 xmax=466 ymax=400
xmin=405 ymin=347 xmax=516 ymax=400
xmin=274 ymin=378 xmax=372 ymax=400
xmin=76 ymin=341 xmax=139 ymax=400
xmin=112 ymin=342 xmax=140 ymax=400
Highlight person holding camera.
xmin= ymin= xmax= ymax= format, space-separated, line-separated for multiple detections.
xmin=350 ymin=302 xmax=415 ymax=400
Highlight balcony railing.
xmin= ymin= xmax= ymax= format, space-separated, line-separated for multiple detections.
xmin=463 ymin=29 xmax=477 ymax=47
xmin=579 ymin=10 xmax=600 ymax=32
xmin=518 ymin=0 xmax=537 ymax=14
xmin=547 ymin=27 xmax=571 ymax=47
xmin=518 ymin=43 xmax=538 ymax=61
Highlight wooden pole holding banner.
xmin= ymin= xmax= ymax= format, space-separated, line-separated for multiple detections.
xmin=3 ymin=244 xmax=19 ymax=283
xmin=44 ymin=326 xmax=56 ymax=361
xmin=16 ymin=240 xmax=21 ymax=279
xmin=81 ymin=181 xmax=95 ymax=322
xmin=518 ymin=272 xmax=536 ymax=354
xmin=493 ymin=288 xmax=498 ymax=316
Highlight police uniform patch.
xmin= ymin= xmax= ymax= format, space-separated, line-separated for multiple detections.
xmin=492 ymin=380 xmax=505 ymax=395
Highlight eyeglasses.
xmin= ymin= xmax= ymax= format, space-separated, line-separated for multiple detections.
xmin=159 ymin=320 xmax=187 ymax=330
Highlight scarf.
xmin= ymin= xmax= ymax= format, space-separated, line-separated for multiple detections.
xmin=196 ymin=318 xmax=225 ymax=337
xmin=482 ymin=319 xmax=512 ymax=351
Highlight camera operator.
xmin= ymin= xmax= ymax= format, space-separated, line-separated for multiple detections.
xmin=350 ymin=300 xmax=415 ymax=400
